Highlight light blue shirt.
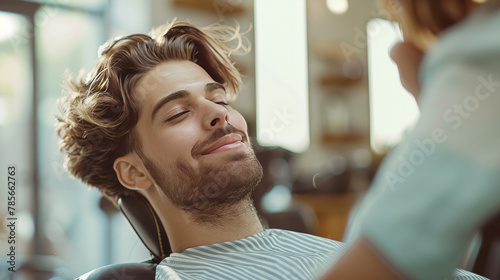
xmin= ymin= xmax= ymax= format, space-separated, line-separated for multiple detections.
xmin=345 ymin=4 xmax=500 ymax=280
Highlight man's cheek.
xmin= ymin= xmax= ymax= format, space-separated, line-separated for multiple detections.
xmin=230 ymin=112 xmax=248 ymax=131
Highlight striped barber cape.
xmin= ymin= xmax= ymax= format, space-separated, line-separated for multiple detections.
xmin=156 ymin=229 xmax=343 ymax=279
xmin=155 ymin=229 xmax=486 ymax=280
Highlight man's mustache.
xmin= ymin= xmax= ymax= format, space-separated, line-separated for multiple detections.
xmin=191 ymin=124 xmax=248 ymax=158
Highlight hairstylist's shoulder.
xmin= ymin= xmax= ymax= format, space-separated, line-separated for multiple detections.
xmin=424 ymin=2 xmax=500 ymax=66
xmin=420 ymin=3 xmax=500 ymax=90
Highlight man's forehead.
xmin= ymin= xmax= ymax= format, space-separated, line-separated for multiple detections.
xmin=134 ymin=61 xmax=213 ymax=102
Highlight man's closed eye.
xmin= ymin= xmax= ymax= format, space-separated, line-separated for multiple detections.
xmin=166 ymin=111 xmax=189 ymax=122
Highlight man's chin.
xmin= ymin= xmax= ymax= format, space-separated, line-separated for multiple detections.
xmin=198 ymin=151 xmax=263 ymax=197
xmin=172 ymin=156 xmax=262 ymax=225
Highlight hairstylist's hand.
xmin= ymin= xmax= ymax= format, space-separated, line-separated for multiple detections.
xmin=390 ymin=41 xmax=425 ymax=102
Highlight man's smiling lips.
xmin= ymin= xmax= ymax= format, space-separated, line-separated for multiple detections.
xmin=200 ymin=134 xmax=246 ymax=155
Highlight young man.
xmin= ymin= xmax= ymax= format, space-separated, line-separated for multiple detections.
xmin=57 ymin=22 xmax=344 ymax=279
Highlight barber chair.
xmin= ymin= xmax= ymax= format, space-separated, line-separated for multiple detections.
xmin=473 ymin=212 xmax=500 ymax=280
xmin=75 ymin=196 xmax=171 ymax=280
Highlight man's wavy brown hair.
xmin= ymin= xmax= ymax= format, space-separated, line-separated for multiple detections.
xmin=56 ymin=21 xmax=244 ymax=199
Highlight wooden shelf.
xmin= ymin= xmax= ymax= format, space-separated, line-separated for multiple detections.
xmin=320 ymin=74 xmax=362 ymax=88
xmin=173 ymin=0 xmax=246 ymax=14
xmin=322 ymin=132 xmax=368 ymax=145
xmin=311 ymin=41 xmax=347 ymax=62
xmin=294 ymin=192 xmax=363 ymax=240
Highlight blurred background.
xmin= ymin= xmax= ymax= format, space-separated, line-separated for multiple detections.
xmin=0 ymin=0 xmax=497 ymax=279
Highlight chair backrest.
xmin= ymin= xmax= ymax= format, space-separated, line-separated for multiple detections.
xmin=75 ymin=196 xmax=171 ymax=280
xmin=118 ymin=195 xmax=172 ymax=263
xmin=75 ymin=262 xmax=157 ymax=280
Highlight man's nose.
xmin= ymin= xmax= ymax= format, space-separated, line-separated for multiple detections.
xmin=203 ymin=101 xmax=228 ymax=130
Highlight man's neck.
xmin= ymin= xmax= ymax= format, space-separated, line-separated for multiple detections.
xmin=159 ymin=199 xmax=264 ymax=253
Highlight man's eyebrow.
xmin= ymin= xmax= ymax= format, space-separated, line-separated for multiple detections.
xmin=205 ymin=82 xmax=226 ymax=94
xmin=151 ymin=90 xmax=189 ymax=121
xmin=151 ymin=83 xmax=226 ymax=121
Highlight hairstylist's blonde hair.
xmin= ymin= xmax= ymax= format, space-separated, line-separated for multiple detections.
xmin=378 ymin=0 xmax=480 ymax=50
xmin=56 ymin=21 xmax=245 ymax=199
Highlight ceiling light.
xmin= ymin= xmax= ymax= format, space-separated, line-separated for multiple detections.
xmin=327 ymin=0 xmax=349 ymax=15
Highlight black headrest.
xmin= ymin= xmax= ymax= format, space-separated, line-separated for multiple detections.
xmin=76 ymin=262 xmax=157 ymax=280
xmin=118 ymin=196 xmax=171 ymax=263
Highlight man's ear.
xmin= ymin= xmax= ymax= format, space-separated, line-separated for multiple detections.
xmin=113 ymin=154 xmax=153 ymax=191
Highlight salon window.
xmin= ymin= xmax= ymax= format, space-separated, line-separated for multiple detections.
xmin=367 ymin=18 xmax=420 ymax=153
xmin=0 ymin=0 xmax=151 ymax=278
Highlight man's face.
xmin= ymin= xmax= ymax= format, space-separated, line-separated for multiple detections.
xmin=133 ymin=60 xmax=262 ymax=223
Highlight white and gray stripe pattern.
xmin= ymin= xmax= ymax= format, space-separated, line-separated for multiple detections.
xmin=155 ymin=229 xmax=487 ymax=280
xmin=156 ymin=229 xmax=343 ymax=279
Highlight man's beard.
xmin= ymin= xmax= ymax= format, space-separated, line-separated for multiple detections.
xmin=137 ymin=125 xmax=263 ymax=224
